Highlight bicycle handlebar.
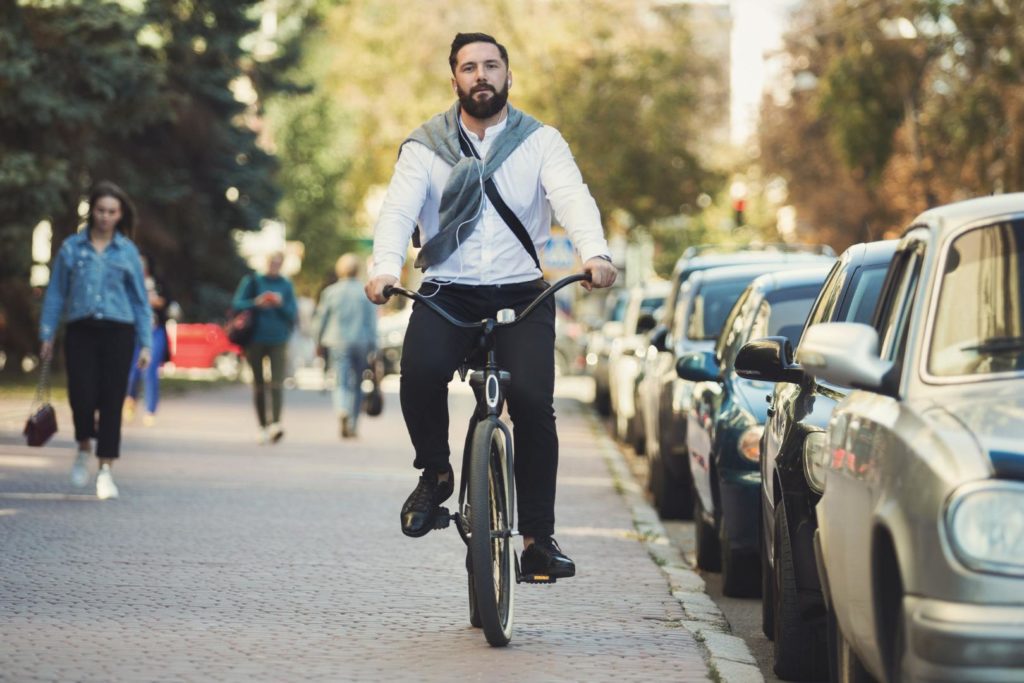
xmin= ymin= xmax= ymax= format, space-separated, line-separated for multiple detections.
xmin=383 ymin=272 xmax=592 ymax=329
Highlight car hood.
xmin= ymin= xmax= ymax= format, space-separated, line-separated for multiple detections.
xmin=935 ymin=385 xmax=1024 ymax=480
xmin=731 ymin=375 xmax=776 ymax=423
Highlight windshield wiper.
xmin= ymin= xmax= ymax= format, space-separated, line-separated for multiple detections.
xmin=960 ymin=335 xmax=1024 ymax=353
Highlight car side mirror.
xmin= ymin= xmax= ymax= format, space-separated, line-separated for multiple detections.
xmin=797 ymin=322 xmax=894 ymax=393
xmin=636 ymin=312 xmax=657 ymax=335
xmin=735 ymin=336 xmax=805 ymax=384
xmin=676 ymin=350 xmax=720 ymax=382
xmin=649 ymin=325 xmax=668 ymax=353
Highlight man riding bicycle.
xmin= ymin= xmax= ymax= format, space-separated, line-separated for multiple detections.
xmin=365 ymin=32 xmax=617 ymax=580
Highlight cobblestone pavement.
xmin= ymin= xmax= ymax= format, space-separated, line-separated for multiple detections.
xmin=0 ymin=379 xmax=711 ymax=682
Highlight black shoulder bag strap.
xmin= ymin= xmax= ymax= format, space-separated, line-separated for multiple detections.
xmin=457 ymin=132 xmax=542 ymax=270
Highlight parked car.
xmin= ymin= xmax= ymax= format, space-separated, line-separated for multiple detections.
xmin=377 ymin=306 xmax=412 ymax=376
xmin=679 ymin=266 xmax=830 ymax=596
xmin=733 ymin=240 xmax=895 ymax=680
xmin=584 ymin=287 xmax=629 ymax=415
xmin=167 ymin=322 xmax=244 ymax=379
xmin=607 ymin=280 xmax=669 ymax=446
xmin=798 ymin=194 xmax=1024 ymax=682
xmin=642 ymin=251 xmax=837 ymax=519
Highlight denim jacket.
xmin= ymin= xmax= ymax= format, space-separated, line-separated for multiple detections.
xmin=39 ymin=230 xmax=153 ymax=348
xmin=314 ymin=278 xmax=378 ymax=350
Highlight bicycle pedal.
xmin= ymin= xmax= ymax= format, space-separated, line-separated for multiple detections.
xmin=433 ymin=507 xmax=451 ymax=529
xmin=519 ymin=573 xmax=557 ymax=584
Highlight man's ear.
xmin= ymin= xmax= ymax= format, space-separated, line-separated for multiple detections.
xmin=451 ymin=77 xmax=457 ymax=94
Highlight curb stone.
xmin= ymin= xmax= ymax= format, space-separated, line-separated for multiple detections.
xmin=588 ymin=413 xmax=764 ymax=683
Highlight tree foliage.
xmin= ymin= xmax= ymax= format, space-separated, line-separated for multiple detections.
xmin=0 ymin=0 xmax=297 ymax=363
xmin=760 ymin=0 xmax=1024 ymax=250
xmin=265 ymin=0 xmax=726 ymax=280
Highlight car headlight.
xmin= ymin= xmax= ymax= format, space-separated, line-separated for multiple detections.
xmin=803 ymin=430 xmax=829 ymax=494
xmin=946 ymin=482 xmax=1024 ymax=576
xmin=738 ymin=425 xmax=764 ymax=462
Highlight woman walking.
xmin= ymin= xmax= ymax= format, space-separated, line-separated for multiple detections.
xmin=232 ymin=252 xmax=297 ymax=444
xmin=39 ymin=180 xmax=152 ymax=500
xmin=124 ymin=252 xmax=173 ymax=427
xmin=315 ymin=254 xmax=378 ymax=438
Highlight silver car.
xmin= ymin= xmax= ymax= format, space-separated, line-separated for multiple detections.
xmin=798 ymin=193 xmax=1024 ymax=682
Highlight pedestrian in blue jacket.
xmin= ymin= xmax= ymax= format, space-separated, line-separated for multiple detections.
xmin=315 ymin=253 xmax=378 ymax=438
xmin=39 ymin=180 xmax=153 ymax=500
xmin=231 ymin=252 xmax=297 ymax=444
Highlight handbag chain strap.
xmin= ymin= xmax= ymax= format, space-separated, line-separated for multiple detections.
xmin=31 ymin=355 xmax=52 ymax=409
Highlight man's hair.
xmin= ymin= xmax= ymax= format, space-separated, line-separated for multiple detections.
xmin=448 ymin=32 xmax=509 ymax=73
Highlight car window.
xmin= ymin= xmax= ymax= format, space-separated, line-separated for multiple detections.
xmin=718 ymin=289 xmax=762 ymax=366
xmin=804 ymin=260 xmax=846 ymax=329
xmin=752 ymin=286 xmax=822 ymax=347
xmin=687 ymin=278 xmax=753 ymax=342
xmin=928 ymin=219 xmax=1024 ymax=377
xmin=838 ymin=264 xmax=888 ymax=325
xmin=878 ymin=248 xmax=923 ymax=364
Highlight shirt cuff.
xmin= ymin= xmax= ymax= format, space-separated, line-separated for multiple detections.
xmin=579 ymin=247 xmax=612 ymax=264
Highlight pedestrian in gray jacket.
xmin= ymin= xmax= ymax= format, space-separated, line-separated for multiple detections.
xmin=315 ymin=254 xmax=378 ymax=438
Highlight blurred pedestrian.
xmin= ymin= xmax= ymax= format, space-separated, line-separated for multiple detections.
xmin=315 ymin=253 xmax=378 ymax=438
xmin=39 ymin=180 xmax=153 ymax=500
xmin=232 ymin=252 xmax=297 ymax=444
xmin=124 ymin=252 xmax=174 ymax=427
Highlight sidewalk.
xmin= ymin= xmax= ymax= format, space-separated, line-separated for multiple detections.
xmin=0 ymin=377 xmax=740 ymax=682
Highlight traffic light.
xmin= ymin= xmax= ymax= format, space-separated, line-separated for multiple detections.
xmin=732 ymin=197 xmax=746 ymax=228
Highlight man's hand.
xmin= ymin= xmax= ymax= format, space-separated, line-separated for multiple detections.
xmin=137 ymin=347 xmax=151 ymax=370
xmin=582 ymin=256 xmax=617 ymax=291
xmin=40 ymin=340 xmax=53 ymax=361
xmin=365 ymin=274 xmax=398 ymax=305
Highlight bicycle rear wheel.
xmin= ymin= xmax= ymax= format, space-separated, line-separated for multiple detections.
xmin=468 ymin=417 xmax=515 ymax=646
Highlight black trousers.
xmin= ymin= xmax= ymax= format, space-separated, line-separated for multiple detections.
xmin=65 ymin=319 xmax=136 ymax=459
xmin=399 ymin=279 xmax=558 ymax=538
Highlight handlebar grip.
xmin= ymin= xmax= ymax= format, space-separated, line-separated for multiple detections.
xmin=583 ymin=271 xmax=593 ymax=282
xmin=382 ymin=285 xmax=394 ymax=298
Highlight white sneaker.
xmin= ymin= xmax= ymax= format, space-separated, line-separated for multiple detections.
xmin=70 ymin=450 xmax=90 ymax=488
xmin=258 ymin=427 xmax=270 ymax=445
xmin=96 ymin=465 xmax=119 ymax=500
xmin=268 ymin=422 xmax=284 ymax=444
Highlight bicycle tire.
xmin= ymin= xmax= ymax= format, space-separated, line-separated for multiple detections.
xmin=468 ymin=417 xmax=515 ymax=646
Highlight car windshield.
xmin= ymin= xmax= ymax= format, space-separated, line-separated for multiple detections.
xmin=750 ymin=286 xmax=822 ymax=347
xmin=929 ymin=219 xmax=1024 ymax=377
xmin=687 ymin=279 xmax=751 ymax=340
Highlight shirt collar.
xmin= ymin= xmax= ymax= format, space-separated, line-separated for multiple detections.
xmin=460 ymin=112 xmax=508 ymax=144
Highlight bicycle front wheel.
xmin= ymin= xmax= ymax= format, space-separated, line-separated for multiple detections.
xmin=468 ymin=417 xmax=515 ymax=646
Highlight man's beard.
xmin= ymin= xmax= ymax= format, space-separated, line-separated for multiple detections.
xmin=457 ymin=82 xmax=509 ymax=119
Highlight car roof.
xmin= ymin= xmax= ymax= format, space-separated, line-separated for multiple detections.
xmin=687 ymin=260 xmax=832 ymax=288
xmin=912 ymin=193 xmax=1024 ymax=238
xmin=842 ymin=239 xmax=899 ymax=268
xmin=673 ymin=248 xmax=834 ymax=274
xmin=748 ymin=266 xmax=832 ymax=293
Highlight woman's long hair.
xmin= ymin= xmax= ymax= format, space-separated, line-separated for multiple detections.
xmin=86 ymin=180 xmax=136 ymax=239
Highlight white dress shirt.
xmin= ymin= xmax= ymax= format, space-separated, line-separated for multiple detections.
xmin=372 ymin=114 xmax=610 ymax=285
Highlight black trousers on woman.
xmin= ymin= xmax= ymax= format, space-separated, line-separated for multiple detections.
xmin=65 ymin=319 xmax=136 ymax=459
xmin=399 ymin=279 xmax=558 ymax=539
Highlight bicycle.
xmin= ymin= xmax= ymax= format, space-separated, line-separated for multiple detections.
xmin=383 ymin=272 xmax=591 ymax=647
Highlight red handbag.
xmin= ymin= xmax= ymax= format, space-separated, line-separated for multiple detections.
xmin=24 ymin=358 xmax=58 ymax=448
xmin=24 ymin=357 xmax=57 ymax=447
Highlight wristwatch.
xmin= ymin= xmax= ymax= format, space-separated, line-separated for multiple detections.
xmin=593 ymin=254 xmax=613 ymax=264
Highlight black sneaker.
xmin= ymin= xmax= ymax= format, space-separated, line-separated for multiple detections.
xmin=520 ymin=537 xmax=575 ymax=579
xmin=400 ymin=464 xmax=454 ymax=537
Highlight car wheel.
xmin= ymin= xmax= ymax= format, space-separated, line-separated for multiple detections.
xmin=693 ymin=494 xmax=721 ymax=571
xmin=720 ymin=512 xmax=760 ymax=598
xmin=650 ymin=454 xmax=691 ymax=520
xmin=760 ymin=511 xmax=775 ymax=640
xmin=772 ymin=502 xmax=827 ymax=680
